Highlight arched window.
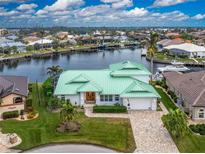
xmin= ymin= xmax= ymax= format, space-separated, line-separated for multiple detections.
xmin=14 ymin=97 xmax=23 ymax=104
xmin=199 ymin=109 xmax=204 ymax=118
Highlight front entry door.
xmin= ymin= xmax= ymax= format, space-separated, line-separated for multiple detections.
xmin=85 ymin=92 xmax=96 ymax=103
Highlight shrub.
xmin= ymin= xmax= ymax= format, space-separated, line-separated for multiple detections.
xmin=93 ymin=105 xmax=127 ymax=113
xmin=3 ymin=110 xmax=19 ymax=119
xmin=190 ymin=124 xmax=205 ymax=135
xmin=27 ymin=111 xmax=36 ymax=119
xmin=28 ymin=84 xmax=33 ymax=92
xmin=26 ymin=98 xmax=32 ymax=107
xmin=42 ymin=77 xmax=54 ymax=97
xmin=167 ymin=90 xmax=178 ymax=102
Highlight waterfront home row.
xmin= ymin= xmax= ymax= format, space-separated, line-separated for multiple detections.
xmin=54 ymin=61 xmax=160 ymax=110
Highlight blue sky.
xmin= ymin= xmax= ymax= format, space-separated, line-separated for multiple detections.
xmin=0 ymin=0 xmax=204 ymax=27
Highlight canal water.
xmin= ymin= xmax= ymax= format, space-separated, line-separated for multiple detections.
xmin=0 ymin=48 xmax=203 ymax=82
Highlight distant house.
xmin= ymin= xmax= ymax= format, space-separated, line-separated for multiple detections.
xmin=28 ymin=38 xmax=53 ymax=46
xmin=54 ymin=61 xmax=160 ymax=110
xmin=0 ymin=37 xmax=26 ymax=53
xmin=157 ymin=38 xmax=185 ymax=51
xmin=164 ymin=43 xmax=205 ymax=58
xmin=0 ymin=75 xmax=28 ymax=118
xmin=163 ymin=71 xmax=205 ymax=120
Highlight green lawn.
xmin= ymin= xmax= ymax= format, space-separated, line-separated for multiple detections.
xmin=155 ymin=87 xmax=178 ymax=112
xmin=0 ymin=84 xmax=136 ymax=152
xmin=156 ymin=86 xmax=205 ymax=152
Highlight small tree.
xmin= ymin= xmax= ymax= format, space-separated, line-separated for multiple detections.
xmin=162 ymin=109 xmax=190 ymax=139
xmin=60 ymin=101 xmax=76 ymax=123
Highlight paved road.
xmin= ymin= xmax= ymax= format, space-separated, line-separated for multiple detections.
xmin=24 ymin=144 xmax=117 ymax=153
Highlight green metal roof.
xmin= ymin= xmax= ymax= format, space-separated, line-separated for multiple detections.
xmin=54 ymin=61 xmax=159 ymax=98
xmin=77 ymin=81 xmax=102 ymax=92
xmin=68 ymin=74 xmax=90 ymax=83
xmin=120 ymin=81 xmax=160 ymax=98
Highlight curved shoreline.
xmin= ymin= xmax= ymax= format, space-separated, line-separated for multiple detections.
xmin=21 ymin=142 xmax=118 ymax=153
xmin=0 ymin=44 xmax=137 ymax=64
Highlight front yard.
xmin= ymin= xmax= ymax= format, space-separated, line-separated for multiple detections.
xmin=156 ymin=85 xmax=205 ymax=153
xmin=0 ymin=84 xmax=136 ymax=152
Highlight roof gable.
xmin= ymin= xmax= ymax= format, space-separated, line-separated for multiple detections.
xmin=77 ymin=82 xmax=102 ymax=92
xmin=68 ymin=74 xmax=90 ymax=83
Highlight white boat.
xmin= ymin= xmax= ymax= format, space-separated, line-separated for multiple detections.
xmin=157 ymin=60 xmax=190 ymax=72
xmin=141 ymin=48 xmax=147 ymax=56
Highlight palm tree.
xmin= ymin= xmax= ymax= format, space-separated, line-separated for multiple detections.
xmin=47 ymin=65 xmax=63 ymax=79
xmin=60 ymin=101 xmax=76 ymax=123
xmin=47 ymin=65 xmax=63 ymax=87
xmin=146 ymin=32 xmax=159 ymax=78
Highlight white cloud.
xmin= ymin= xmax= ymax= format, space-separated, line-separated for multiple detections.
xmin=17 ymin=3 xmax=38 ymax=10
xmin=0 ymin=0 xmax=29 ymax=3
xmin=77 ymin=5 xmax=110 ymax=17
xmin=152 ymin=0 xmax=195 ymax=7
xmin=192 ymin=14 xmax=205 ymax=20
xmin=125 ymin=7 xmax=148 ymax=17
xmin=101 ymin=0 xmax=133 ymax=9
xmin=43 ymin=0 xmax=84 ymax=12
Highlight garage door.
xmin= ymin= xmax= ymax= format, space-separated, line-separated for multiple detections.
xmin=128 ymin=98 xmax=152 ymax=110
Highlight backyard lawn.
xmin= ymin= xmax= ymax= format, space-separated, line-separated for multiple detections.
xmin=156 ymin=86 xmax=205 ymax=153
xmin=0 ymin=84 xmax=136 ymax=152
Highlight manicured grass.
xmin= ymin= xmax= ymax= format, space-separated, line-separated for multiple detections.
xmin=0 ymin=84 xmax=136 ymax=152
xmin=157 ymin=86 xmax=205 ymax=152
xmin=155 ymin=87 xmax=178 ymax=112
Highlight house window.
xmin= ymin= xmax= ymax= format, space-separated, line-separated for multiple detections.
xmin=14 ymin=97 xmax=23 ymax=104
xmin=199 ymin=109 xmax=204 ymax=118
xmin=105 ymin=95 xmax=108 ymax=101
xmin=108 ymin=95 xmax=113 ymax=101
xmin=100 ymin=95 xmax=104 ymax=101
xmin=61 ymin=95 xmax=65 ymax=100
xmin=100 ymin=95 xmax=113 ymax=102
xmin=115 ymin=95 xmax=119 ymax=101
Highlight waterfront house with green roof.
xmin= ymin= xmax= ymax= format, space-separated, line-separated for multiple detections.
xmin=54 ymin=61 xmax=160 ymax=110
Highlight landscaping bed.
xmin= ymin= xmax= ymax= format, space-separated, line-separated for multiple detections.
xmin=93 ymin=105 xmax=127 ymax=113
xmin=0 ymin=84 xmax=135 ymax=152
xmin=156 ymin=83 xmax=205 ymax=153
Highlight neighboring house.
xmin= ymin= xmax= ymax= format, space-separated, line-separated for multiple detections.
xmin=0 ymin=37 xmax=26 ymax=53
xmin=28 ymin=38 xmax=53 ymax=46
xmin=164 ymin=43 xmax=205 ymax=58
xmin=0 ymin=75 xmax=28 ymax=118
xmin=163 ymin=71 xmax=205 ymax=120
xmin=157 ymin=38 xmax=185 ymax=52
xmin=54 ymin=61 xmax=160 ymax=110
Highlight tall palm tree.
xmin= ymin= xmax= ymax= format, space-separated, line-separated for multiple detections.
xmin=146 ymin=32 xmax=159 ymax=78
xmin=47 ymin=65 xmax=63 ymax=87
xmin=47 ymin=65 xmax=63 ymax=79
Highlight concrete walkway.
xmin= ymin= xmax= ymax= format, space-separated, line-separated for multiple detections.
xmin=84 ymin=104 xmax=129 ymax=118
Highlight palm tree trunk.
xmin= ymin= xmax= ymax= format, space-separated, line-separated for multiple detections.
xmin=150 ymin=57 xmax=154 ymax=81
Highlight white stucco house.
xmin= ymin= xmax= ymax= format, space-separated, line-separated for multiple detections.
xmin=54 ymin=61 xmax=160 ymax=110
xmin=164 ymin=43 xmax=205 ymax=58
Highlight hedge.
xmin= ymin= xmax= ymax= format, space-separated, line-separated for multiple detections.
xmin=3 ymin=110 xmax=19 ymax=119
xmin=190 ymin=124 xmax=205 ymax=135
xmin=93 ymin=105 xmax=127 ymax=113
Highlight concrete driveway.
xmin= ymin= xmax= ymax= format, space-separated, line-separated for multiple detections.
xmin=129 ymin=109 xmax=179 ymax=153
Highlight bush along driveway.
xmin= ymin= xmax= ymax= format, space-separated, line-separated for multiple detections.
xmin=0 ymin=84 xmax=136 ymax=153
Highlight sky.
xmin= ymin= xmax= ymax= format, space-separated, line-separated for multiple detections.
xmin=0 ymin=0 xmax=204 ymax=28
